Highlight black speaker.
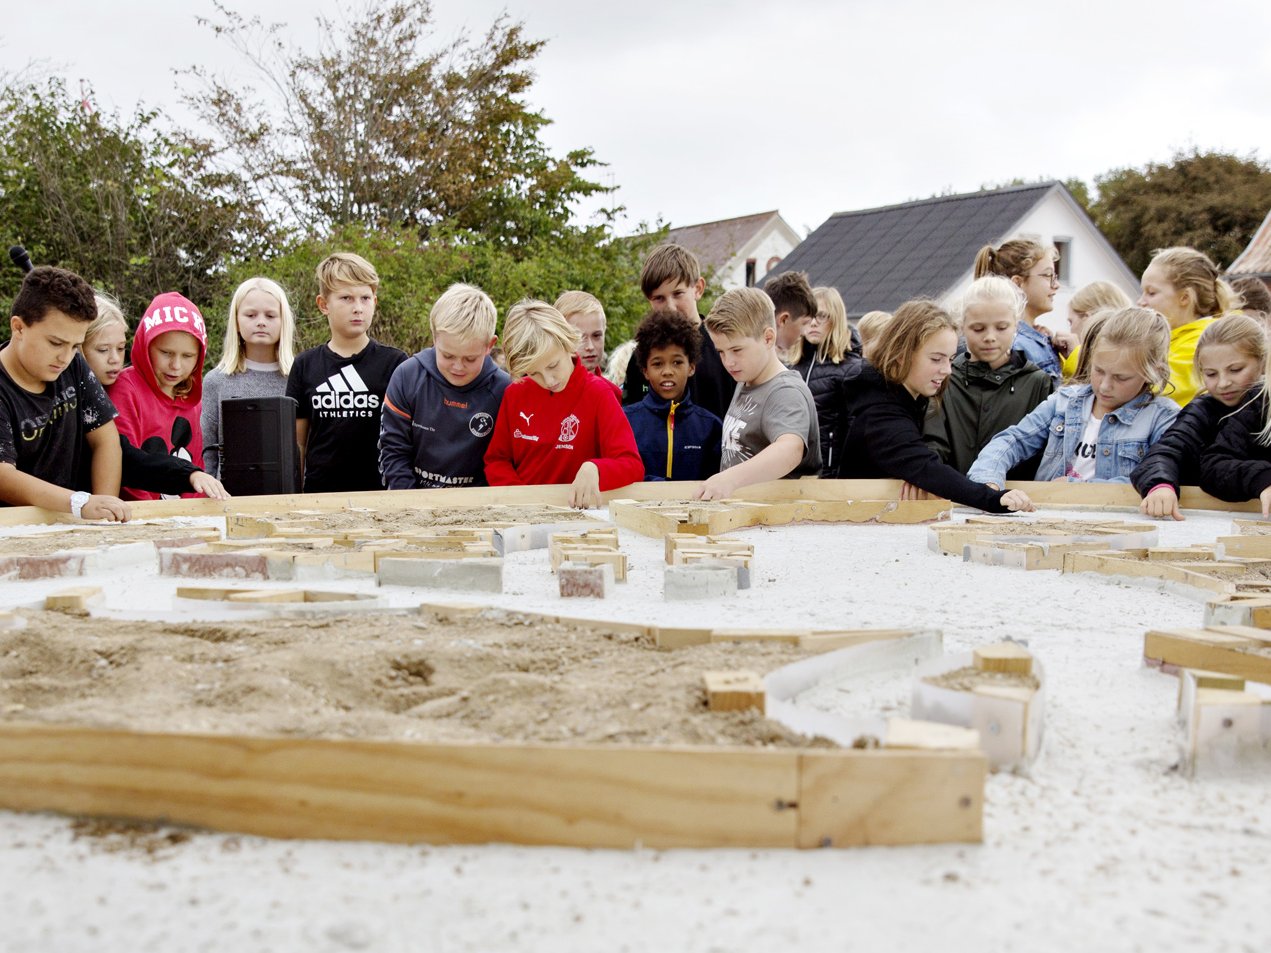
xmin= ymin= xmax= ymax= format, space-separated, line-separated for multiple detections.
xmin=220 ymin=396 xmax=299 ymax=496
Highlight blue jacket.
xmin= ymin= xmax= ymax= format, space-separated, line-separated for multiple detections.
xmin=1013 ymin=321 xmax=1062 ymax=380
xmin=379 ymin=348 xmax=510 ymax=489
xmin=967 ymin=384 xmax=1180 ymax=486
xmin=623 ymin=391 xmax=722 ymax=481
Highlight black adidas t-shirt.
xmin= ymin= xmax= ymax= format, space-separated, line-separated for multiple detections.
xmin=286 ymin=339 xmax=407 ymax=493
xmin=0 ymin=347 xmax=117 ymax=494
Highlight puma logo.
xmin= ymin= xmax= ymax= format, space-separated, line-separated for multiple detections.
xmin=519 ymin=412 xmax=534 ymax=426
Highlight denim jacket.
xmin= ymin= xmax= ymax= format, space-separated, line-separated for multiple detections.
xmin=967 ymin=384 xmax=1180 ymax=486
xmin=1013 ymin=321 xmax=1062 ymax=380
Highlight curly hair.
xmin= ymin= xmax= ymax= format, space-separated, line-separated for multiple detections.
xmin=11 ymin=266 xmax=97 ymax=325
xmin=634 ymin=311 xmax=701 ymax=368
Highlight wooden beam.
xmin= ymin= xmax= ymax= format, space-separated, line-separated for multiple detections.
xmin=1144 ymin=627 xmax=1271 ymax=683
xmin=43 ymin=586 xmax=103 ymax=611
xmin=0 ymin=721 xmax=983 ymax=849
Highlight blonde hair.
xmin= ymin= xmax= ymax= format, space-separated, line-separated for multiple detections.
xmin=1148 ymin=247 xmax=1238 ymax=319
xmin=705 ymin=287 xmax=774 ymax=340
xmin=430 ymin=283 xmax=497 ymax=342
xmin=86 ymin=292 xmax=128 ymax=346
xmin=1195 ymin=312 xmax=1267 ymax=383
xmin=316 ymin=252 xmax=379 ymax=297
xmin=856 ymin=310 xmax=892 ymax=361
xmin=554 ymin=290 xmax=605 ymax=323
xmin=216 ymin=277 xmax=297 ymax=375
xmin=1070 ymin=281 xmax=1131 ymax=318
xmin=959 ymin=275 xmax=1025 ymax=321
xmin=1077 ymin=307 xmax=1172 ymax=395
xmin=501 ymin=300 xmax=582 ymax=379
xmin=811 ymin=287 xmax=852 ymax=364
xmin=605 ymin=340 xmax=636 ymax=386
xmin=973 ymin=239 xmax=1056 ymax=280
xmin=870 ymin=299 xmax=958 ymax=391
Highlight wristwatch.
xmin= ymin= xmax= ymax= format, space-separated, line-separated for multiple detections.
xmin=69 ymin=491 xmax=91 ymax=519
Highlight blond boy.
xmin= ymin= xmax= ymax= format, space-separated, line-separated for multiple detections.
xmin=285 ymin=252 xmax=407 ymax=492
xmin=696 ymin=288 xmax=821 ymax=500
xmin=484 ymin=300 xmax=643 ymax=508
xmin=621 ymin=244 xmax=733 ymax=419
xmin=379 ymin=283 xmax=510 ymax=489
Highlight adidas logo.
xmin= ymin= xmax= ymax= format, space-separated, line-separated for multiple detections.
xmin=312 ymin=366 xmax=381 ymax=410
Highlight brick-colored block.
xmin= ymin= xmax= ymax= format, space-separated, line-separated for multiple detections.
xmin=558 ymin=561 xmax=613 ymax=598
xmin=664 ymin=563 xmax=738 ymax=601
xmin=377 ymin=556 xmax=503 ymax=592
xmin=160 ymin=549 xmax=270 ymax=580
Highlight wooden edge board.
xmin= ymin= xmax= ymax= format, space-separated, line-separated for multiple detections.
xmin=1144 ymin=630 xmax=1271 ymax=684
xmin=0 ymin=722 xmax=983 ymax=849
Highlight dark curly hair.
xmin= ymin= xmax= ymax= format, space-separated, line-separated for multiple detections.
xmin=11 ymin=266 xmax=98 ymax=326
xmin=634 ymin=310 xmax=701 ymax=368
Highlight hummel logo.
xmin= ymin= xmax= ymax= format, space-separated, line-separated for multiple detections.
xmin=519 ymin=411 xmax=534 ymax=426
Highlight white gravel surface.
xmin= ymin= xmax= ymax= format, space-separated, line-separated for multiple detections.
xmin=2 ymin=505 xmax=1269 ymax=953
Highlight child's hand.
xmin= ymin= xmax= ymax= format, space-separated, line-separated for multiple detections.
xmin=569 ymin=462 xmax=601 ymax=509
xmin=695 ymin=469 xmax=741 ymax=501
xmin=999 ymin=489 xmax=1035 ymax=512
xmin=190 ymin=471 xmax=231 ymax=500
xmin=899 ymin=481 xmax=933 ymax=501
xmin=1050 ymin=331 xmax=1078 ymax=357
xmin=1141 ymin=486 xmax=1183 ymax=521
xmin=82 ymin=495 xmax=131 ymax=522
xmin=1260 ymin=485 xmax=1271 ymax=518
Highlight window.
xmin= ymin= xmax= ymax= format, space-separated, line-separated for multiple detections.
xmin=745 ymin=259 xmax=756 ymax=287
xmin=1054 ymin=238 xmax=1072 ymax=284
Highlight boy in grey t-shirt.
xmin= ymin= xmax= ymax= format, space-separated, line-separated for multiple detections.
xmin=697 ymin=288 xmax=820 ymax=500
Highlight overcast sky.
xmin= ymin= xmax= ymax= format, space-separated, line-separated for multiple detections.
xmin=5 ymin=0 xmax=1270 ymax=237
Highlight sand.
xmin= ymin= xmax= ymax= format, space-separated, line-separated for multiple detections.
xmin=1 ymin=504 xmax=1270 ymax=953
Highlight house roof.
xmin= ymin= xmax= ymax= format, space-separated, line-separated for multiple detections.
xmin=667 ymin=210 xmax=786 ymax=277
xmin=762 ymin=182 xmax=1077 ymax=315
xmin=1228 ymin=208 xmax=1271 ymax=277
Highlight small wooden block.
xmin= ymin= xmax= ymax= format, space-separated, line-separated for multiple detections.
xmin=973 ymin=642 xmax=1033 ymax=675
xmin=418 ymin=601 xmax=486 ymax=621
xmin=885 ymin=718 xmax=981 ymax=751
xmin=555 ymin=548 xmax=627 ymax=581
xmin=702 ymin=670 xmax=765 ymax=713
xmin=44 ymin=586 xmax=103 ymax=611
xmin=710 ymin=629 xmax=806 ymax=645
xmin=225 ymin=589 xmax=309 ymax=604
xmin=652 ymin=626 xmax=712 ymax=649
xmin=1186 ymin=669 xmax=1247 ymax=692
xmin=175 ymin=586 xmax=259 ymax=601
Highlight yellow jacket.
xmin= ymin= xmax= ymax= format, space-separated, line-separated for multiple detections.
xmin=1168 ymin=318 xmax=1212 ymax=406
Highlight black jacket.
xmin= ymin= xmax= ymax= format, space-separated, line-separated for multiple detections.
xmin=923 ymin=350 xmax=1053 ymax=475
xmin=790 ymin=339 xmax=863 ymax=477
xmin=1199 ymin=393 xmax=1271 ymax=502
xmin=836 ymin=361 xmax=1010 ymax=512
xmin=1132 ymin=392 xmax=1243 ymax=497
xmin=622 ymin=321 xmax=734 ymax=422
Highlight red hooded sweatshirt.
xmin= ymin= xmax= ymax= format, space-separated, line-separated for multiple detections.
xmin=484 ymin=355 xmax=643 ymax=490
xmin=108 ymin=292 xmax=207 ymax=500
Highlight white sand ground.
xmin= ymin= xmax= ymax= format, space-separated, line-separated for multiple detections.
xmin=2 ymin=504 xmax=1270 ymax=953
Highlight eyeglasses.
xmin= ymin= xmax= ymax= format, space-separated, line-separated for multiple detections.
xmin=1030 ymin=272 xmax=1060 ymax=286
xmin=808 ymin=313 xmax=830 ymax=324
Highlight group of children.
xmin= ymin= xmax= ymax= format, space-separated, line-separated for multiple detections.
xmin=4 ymin=235 xmax=1271 ymax=521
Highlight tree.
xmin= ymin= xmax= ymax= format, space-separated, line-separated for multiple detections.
xmin=0 ymin=78 xmax=272 ymax=323
xmin=1087 ymin=150 xmax=1271 ymax=275
xmin=188 ymin=0 xmax=610 ymax=244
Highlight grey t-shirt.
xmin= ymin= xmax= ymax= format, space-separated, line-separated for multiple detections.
xmin=719 ymin=370 xmax=821 ymax=476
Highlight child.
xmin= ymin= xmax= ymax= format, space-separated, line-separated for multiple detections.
xmin=623 ymin=311 xmax=722 ymax=481
xmin=484 ymin=300 xmax=643 ymax=507
xmin=924 ymin=277 xmax=1053 ymax=475
xmin=837 ymin=299 xmax=1031 ymax=513
xmin=285 ymin=253 xmax=407 ymax=493
xmin=1201 ymin=340 xmax=1271 ymax=513
xmin=1053 ymin=281 xmax=1131 ymax=379
xmin=0 ymin=267 xmax=129 ymax=520
xmin=380 ymin=283 xmax=510 ymax=489
xmin=202 ymin=277 xmax=297 ymax=479
xmin=605 ymin=340 xmax=636 ymax=389
xmin=84 ymin=297 xmax=227 ymax=501
xmin=621 ymin=244 xmax=732 ymax=420
xmin=1139 ymin=246 xmax=1240 ymax=405
xmin=109 ymin=291 xmax=209 ymax=501
xmin=968 ymin=307 xmax=1180 ymax=507
xmin=856 ymin=310 xmax=892 ymax=362
xmin=1134 ymin=313 xmax=1266 ymax=520
xmin=696 ymin=288 xmax=820 ymax=500
xmin=973 ymin=239 xmax=1062 ymax=378
xmin=761 ymin=271 xmax=818 ymax=363
xmin=554 ymin=290 xmax=622 ymax=401
xmin=790 ymin=286 xmax=863 ymax=477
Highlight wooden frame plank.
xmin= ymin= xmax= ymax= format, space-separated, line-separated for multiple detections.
xmin=0 ymin=722 xmax=983 ymax=849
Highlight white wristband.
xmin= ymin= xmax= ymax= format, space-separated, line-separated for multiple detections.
xmin=69 ymin=491 xmax=91 ymax=519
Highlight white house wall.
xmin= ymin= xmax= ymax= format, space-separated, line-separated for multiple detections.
xmin=721 ymin=222 xmax=802 ymax=290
